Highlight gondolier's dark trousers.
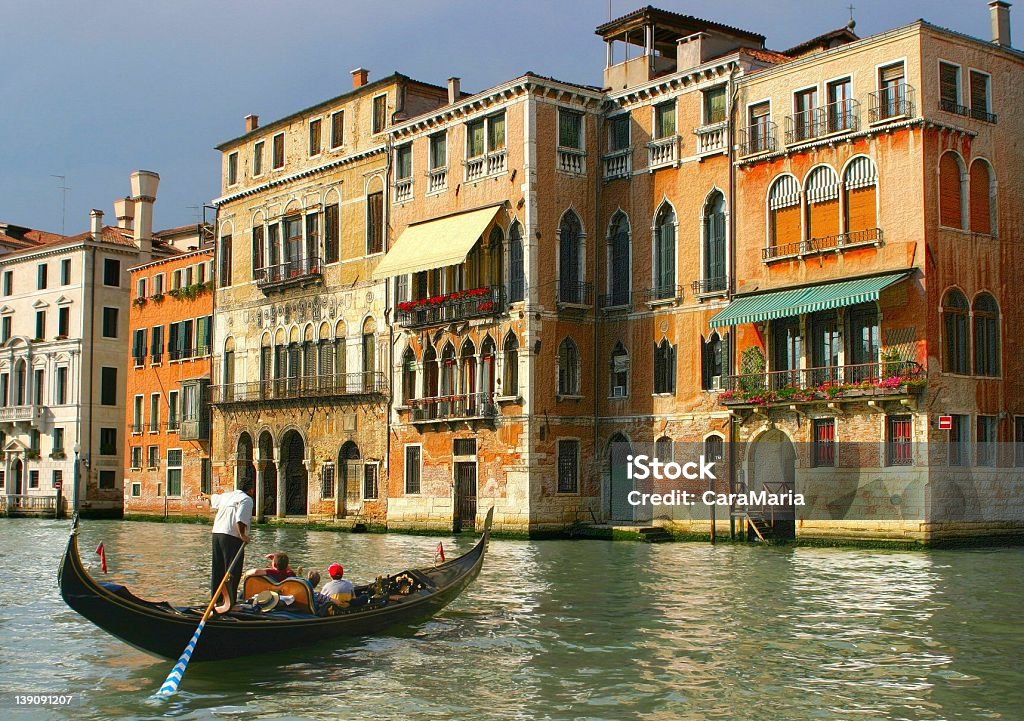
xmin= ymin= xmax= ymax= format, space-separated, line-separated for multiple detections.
xmin=211 ymin=533 xmax=245 ymax=603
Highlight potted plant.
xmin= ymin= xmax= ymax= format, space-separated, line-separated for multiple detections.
xmin=133 ymin=296 xmax=147 ymax=307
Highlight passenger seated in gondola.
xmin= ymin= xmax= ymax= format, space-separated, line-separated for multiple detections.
xmin=321 ymin=563 xmax=355 ymax=606
xmin=248 ymin=552 xmax=296 ymax=582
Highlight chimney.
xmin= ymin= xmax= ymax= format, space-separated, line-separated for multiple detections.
xmin=677 ymin=33 xmax=710 ymax=72
xmin=245 ymin=114 xmax=260 ymax=132
xmin=113 ymin=197 xmax=135 ymax=230
xmin=90 ymin=209 xmax=103 ymax=240
xmin=129 ymin=170 xmax=160 ymax=254
xmin=990 ymin=1 xmax=1012 ymax=46
xmin=448 ymin=77 xmax=461 ymax=104
xmin=351 ymin=67 xmax=369 ymax=88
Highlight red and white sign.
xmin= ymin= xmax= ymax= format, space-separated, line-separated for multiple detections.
xmin=54 ymin=479 xmax=63 ymax=490
xmin=938 ymin=415 xmax=953 ymax=430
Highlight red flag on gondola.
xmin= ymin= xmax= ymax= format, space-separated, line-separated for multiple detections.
xmin=436 ymin=542 xmax=445 ymax=562
xmin=96 ymin=543 xmax=108 ymax=574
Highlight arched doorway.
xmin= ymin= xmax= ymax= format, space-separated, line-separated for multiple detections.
xmin=257 ymin=431 xmax=277 ymax=517
xmin=747 ymin=429 xmax=797 ymax=539
xmin=11 ymin=458 xmax=24 ymax=495
xmin=338 ymin=441 xmax=361 ymax=517
xmin=280 ymin=430 xmax=307 ymax=516
xmin=608 ymin=433 xmax=635 ymax=522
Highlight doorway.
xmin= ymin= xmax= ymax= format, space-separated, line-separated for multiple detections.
xmin=454 ymin=462 xmax=477 ymax=532
xmin=748 ymin=429 xmax=797 ymax=539
xmin=280 ymin=430 xmax=307 ymax=516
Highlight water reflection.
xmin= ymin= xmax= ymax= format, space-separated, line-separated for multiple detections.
xmin=1 ymin=519 xmax=1022 ymax=721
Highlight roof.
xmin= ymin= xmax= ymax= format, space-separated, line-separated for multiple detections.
xmin=0 ymin=222 xmax=64 ymax=251
xmin=63 ymin=226 xmax=139 ymax=248
xmin=740 ymin=47 xmax=793 ymax=65
xmin=595 ymin=6 xmax=764 ymax=44
xmin=523 ymin=71 xmax=602 ymax=94
xmin=783 ymin=26 xmax=860 ymax=57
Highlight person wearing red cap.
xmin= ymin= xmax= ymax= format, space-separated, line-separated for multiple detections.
xmin=320 ymin=563 xmax=355 ymax=606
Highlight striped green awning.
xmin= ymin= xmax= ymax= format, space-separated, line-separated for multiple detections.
xmin=709 ymin=272 xmax=910 ymax=329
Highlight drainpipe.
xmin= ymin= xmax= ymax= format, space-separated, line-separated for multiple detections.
xmin=594 ymin=99 xmax=605 ymax=525
xmin=83 ymin=244 xmax=98 ymax=512
xmin=727 ymin=62 xmax=740 ymax=540
xmin=383 ymin=116 xmax=394 ymax=526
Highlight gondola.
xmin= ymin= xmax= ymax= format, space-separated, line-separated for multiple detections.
xmin=58 ymin=507 xmax=492 ymax=662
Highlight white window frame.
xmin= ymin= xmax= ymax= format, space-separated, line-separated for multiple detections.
xmin=166 ymin=447 xmax=183 ymax=498
xmin=272 ymin=131 xmax=285 ymax=170
xmin=967 ymin=67 xmax=993 ymax=114
xmin=253 ymin=140 xmax=265 ymax=177
xmin=937 ymin=59 xmax=963 ymax=107
xmin=227 ymin=151 xmax=239 ymax=186
xmin=308 ymin=117 xmax=323 ymax=157
xmin=330 ymin=110 xmax=345 ymax=149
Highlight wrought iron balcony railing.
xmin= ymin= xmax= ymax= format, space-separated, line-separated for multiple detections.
xmin=939 ymin=98 xmax=997 ymax=124
xmin=739 ymin=122 xmax=778 ymax=156
xmin=410 ymin=393 xmax=498 ymax=422
xmin=762 ymin=228 xmax=883 ymax=261
xmin=785 ymin=99 xmax=860 ymax=144
xmin=720 ymin=360 xmax=924 ymax=404
xmin=396 ymin=286 xmax=505 ymax=329
xmin=869 ymin=83 xmax=915 ymax=123
xmin=557 ymin=280 xmax=593 ymax=306
xmin=255 ymin=255 xmax=323 ymax=291
xmin=211 ymin=372 xmax=389 ymax=404
xmin=692 ymin=276 xmax=729 ymax=295
xmin=598 ymin=289 xmax=632 ymax=309
xmin=645 ymin=284 xmax=683 ymax=303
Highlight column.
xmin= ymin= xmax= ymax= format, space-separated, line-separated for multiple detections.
xmin=254 ymin=460 xmax=266 ymax=523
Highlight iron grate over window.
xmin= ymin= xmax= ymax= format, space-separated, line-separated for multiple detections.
xmin=454 ymin=438 xmax=477 ymax=457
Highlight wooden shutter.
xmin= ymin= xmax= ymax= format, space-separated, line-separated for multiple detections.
xmin=808 ymin=198 xmax=840 ymax=239
xmin=939 ymin=63 xmax=959 ymax=105
xmin=939 ymin=154 xmax=963 ymax=228
xmin=772 ymin=205 xmax=801 ymax=248
xmin=970 ymin=71 xmax=988 ymax=112
xmin=880 ymin=63 xmax=904 ymax=83
xmin=846 ymin=186 xmax=877 ymax=233
xmin=969 ymin=162 xmax=992 ymax=234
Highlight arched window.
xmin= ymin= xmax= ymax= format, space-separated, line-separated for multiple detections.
xmin=423 ymin=343 xmax=438 ymax=398
xmin=805 ymin=166 xmax=840 ymax=242
xmin=653 ymin=203 xmax=676 ymax=299
xmin=460 ymin=339 xmax=477 ymax=405
xmin=843 ymin=156 xmax=879 ymax=240
xmin=973 ymin=293 xmax=1000 ymax=377
xmin=655 ymin=435 xmax=674 ymax=463
xmin=503 ymin=333 xmax=519 ymax=397
xmin=333 ymin=322 xmax=347 ymax=389
xmin=702 ymin=333 xmax=727 ymax=390
xmin=702 ymin=191 xmax=726 ymax=292
xmin=508 ymin=221 xmax=524 ymax=302
xmin=14 ymin=359 xmax=27 ymax=405
xmin=488 ymin=226 xmax=504 ymax=289
xmin=969 ymin=160 xmax=995 ymax=235
xmin=939 ymin=152 xmax=966 ymax=229
xmin=558 ymin=338 xmax=581 ymax=396
xmin=361 ymin=318 xmax=376 ymax=390
xmin=440 ymin=343 xmax=456 ymax=396
xmin=768 ymin=175 xmax=801 ymax=256
xmin=481 ymin=336 xmax=496 ymax=398
xmin=704 ymin=435 xmax=724 ymax=465
xmin=942 ymin=289 xmax=969 ymax=374
xmin=654 ymin=339 xmax=676 ymax=394
xmin=607 ymin=212 xmax=631 ymax=306
xmin=558 ymin=211 xmax=584 ymax=303
xmin=401 ymin=347 xmax=417 ymax=403
xmin=610 ymin=342 xmax=629 ymax=397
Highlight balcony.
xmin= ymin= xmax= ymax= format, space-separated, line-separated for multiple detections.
xmin=602 ymin=149 xmax=631 ymax=180
xmin=692 ymin=277 xmax=729 ymax=297
xmin=719 ymin=361 xmax=925 ymax=407
xmin=410 ymin=393 xmax=497 ymax=423
xmin=785 ymin=99 xmax=860 ymax=145
xmin=394 ymin=178 xmax=413 ymax=203
xmin=255 ymin=255 xmax=323 ymax=293
xmin=694 ymin=121 xmax=728 ymax=156
xmin=645 ymin=284 xmax=683 ymax=305
xmin=557 ymin=148 xmax=586 ymax=175
xmin=396 ymin=286 xmax=505 ymax=329
xmin=465 ymin=150 xmax=507 ymax=182
xmin=598 ymin=289 xmax=632 ymax=310
xmin=427 ymin=167 xmax=448 ymax=194
xmin=739 ymin=122 xmax=778 ymax=156
xmin=868 ymin=83 xmax=915 ymax=123
xmin=647 ymin=136 xmax=679 ymax=170
xmin=168 ymin=346 xmax=211 ymax=362
xmin=762 ymin=228 xmax=883 ymax=262
xmin=0 ymin=405 xmax=36 ymax=424
xmin=179 ymin=416 xmax=210 ymax=442
xmin=938 ymin=99 xmax=997 ymax=124
xmin=211 ymin=372 xmax=389 ymax=405
xmin=557 ymin=281 xmax=593 ymax=307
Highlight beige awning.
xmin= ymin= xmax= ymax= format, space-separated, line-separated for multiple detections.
xmin=371 ymin=205 xmax=502 ymax=280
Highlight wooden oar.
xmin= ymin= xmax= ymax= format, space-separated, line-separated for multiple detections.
xmin=151 ymin=542 xmax=246 ymax=700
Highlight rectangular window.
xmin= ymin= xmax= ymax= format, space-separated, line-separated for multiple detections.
xmin=812 ymin=418 xmax=836 ymax=467
xmin=168 ymin=390 xmax=179 ymax=430
xmin=372 ymin=94 xmax=387 ymax=134
xmin=557 ymin=439 xmax=580 ymax=493
xmin=100 ymin=367 xmax=117 ymax=406
xmin=949 ymin=414 xmax=969 ymax=466
xmin=826 ymin=77 xmax=853 ymax=132
xmin=151 ymin=325 xmax=164 ymax=363
xmin=132 ymin=328 xmax=147 ymax=365
xmin=654 ymin=342 xmax=676 ymax=394
xmin=3 ymin=270 xmax=12 ymax=295
xmin=396 ymin=143 xmax=413 ymax=180
xmin=130 ymin=482 xmax=141 ymax=497
xmin=98 ymin=470 xmax=116 ymax=490
xmin=58 ymin=306 xmax=69 ymax=337
xmin=37 ymin=263 xmax=48 ymax=290
xmin=558 ymin=109 xmax=583 ymax=150
xmin=1 ymin=316 xmax=9 ymax=343
xmin=167 ymin=449 xmax=183 ymax=497
xmin=366 ymin=191 xmax=383 ymax=255
xmin=0 ymin=372 xmax=8 ymax=405
xmin=201 ymin=458 xmax=212 ymax=494
xmin=29 ymin=470 xmax=39 ymax=490
xmin=793 ymin=88 xmax=818 ymax=140
xmin=99 ymin=427 xmax=118 ymax=455
xmin=1016 ymin=416 xmax=1024 ymax=467
xmin=253 ymin=140 xmax=264 ymax=176
xmin=52 ymin=470 xmax=63 ymax=489
xmin=977 ymin=415 xmax=997 ymax=467
xmin=488 ymin=112 xmax=506 ymax=151
xmin=0 ymin=471 xmax=4 ymax=490
xmin=102 ymin=307 xmax=118 ymax=338
xmin=331 ymin=110 xmax=344 ymax=148
xmin=61 ymin=258 xmax=71 ymax=285
xmin=219 ymin=235 xmax=232 ymax=287
xmin=53 ymin=427 xmax=65 ymax=454
xmin=35 ymin=310 xmax=45 ymax=340
xmin=609 ymin=114 xmax=630 ymax=151
xmin=970 ymin=70 xmax=991 ymax=116
xmin=33 ymin=368 xmax=43 ymax=405
xmin=136 ymin=277 xmax=147 ymax=299
xmin=227 ymin=151 xmax=238 ymax=185
xmin=148 ymin=445 xmax=160 ymax=468
xmin=309 ymin=118 xmax=322 ymax=156
xmin=320 ymin=462 xmax=335 ymax=499
xmin=130 ymin=446 xmax=143 ymax=469
xmin=887 ymin=415 xmax=913 ymax=466
xmin=55 ymin=367 xmax=68 ymax=404
xmin=30 ymin=429 xmax=40 ymax=452
xmin=133 ymin=395 xmax=143 ymax=432
xmin=467 ymin=118 xmax=485 ymax=157
xmin=703 ymin=86 xmax=727 ymax=124
xmin=363 ymin=463 xmax=379 ymax=500
xmin=405 ymin=445 xmax=421 ymax=494
xmin=654 ymin=101 xmax=676 ymax=139
xmin=324 ymin=204 xmax=340 ymax=264
xmin=940 ymin=62 xmax=962 ymax=110
xmin=251 ymin=224 xmax=265 ymax=277
xmin=103 ymin=258 xmax=121 ymax=287
xmin=150 ymin=393 xmax=160 ymax=432
xmin=272 ymin=132 xmax=285 ymax=169
xmin=429 ymin=132 xmax=447 ymax=169
xmin=153 ymin=273 xmax=164 ymax=295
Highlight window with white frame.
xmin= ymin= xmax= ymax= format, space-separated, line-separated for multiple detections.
xmin=167 ymin=449 xmax=183 ymax=496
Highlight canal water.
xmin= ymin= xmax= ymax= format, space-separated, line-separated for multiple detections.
xmin=1 ymin=519 xmax=1022 ymax=721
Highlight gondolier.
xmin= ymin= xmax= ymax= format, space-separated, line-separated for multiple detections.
xmin=199 ymin=481 xmax=255 ymax=608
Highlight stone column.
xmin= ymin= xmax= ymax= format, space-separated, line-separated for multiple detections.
xmin=276 ymin=456 xmax=287 ymax=519
xmin=254 ymin=460 xmax=266 ymax=523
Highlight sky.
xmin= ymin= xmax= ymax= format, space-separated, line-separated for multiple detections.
xmin=0 ymin=0 xmax=1012 ymax=235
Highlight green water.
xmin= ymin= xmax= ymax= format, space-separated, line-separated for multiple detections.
xmin=1 ymin=519 xmax=1021 ymax=720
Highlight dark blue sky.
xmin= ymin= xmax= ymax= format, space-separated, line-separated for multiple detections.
xmin=0 ymin=0 xmax=1011 ymax=234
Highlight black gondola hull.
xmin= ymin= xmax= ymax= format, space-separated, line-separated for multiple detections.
xmin=58 ymin=510 xmax=491 ymax=661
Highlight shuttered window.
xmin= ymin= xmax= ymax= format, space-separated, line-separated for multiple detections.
xmin=939 ymin=153 xmax=964 ymax=229
xmin=973 ymin=293 xmax=1000 ymax=377
xmin=846 ymin=187 xmax=877 ymax=233
xmin=366 ymin=192 xmax=383 ymax=255
xmin=969 ymin=161 xmax=992 ymax=234
xmin=252 ymin=225 xmax=264 ymax=276
xmin=939 ymin=62 xmax=961 ymax=107
xmin=942 ymin=289 xmax=970 ymax=374
xmin=771 ymin=206 xmax=801 ymax=249
xmin=324 ymin=204 xmax=340 ymax=263
xmin=970 ymin=71 xmax=990 ymax=113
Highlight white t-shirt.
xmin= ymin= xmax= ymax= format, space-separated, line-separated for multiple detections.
xmin=211 ymin=490 xmax=254 ymax=537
